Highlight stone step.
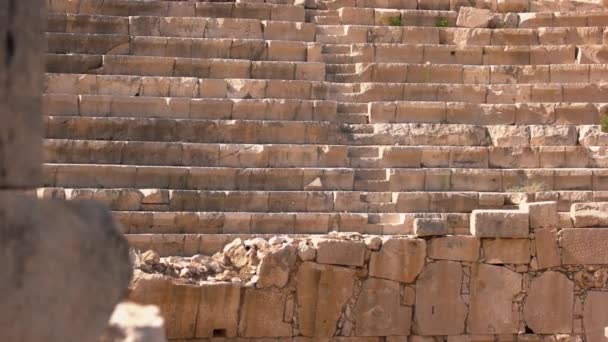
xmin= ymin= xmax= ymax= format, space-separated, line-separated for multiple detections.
xmin=43 ymin=95 xmax=338 ymax=122
xmin=47 ymin=34 xmax=313 ymax=62
xmin=43 ymin=163 xmax=608 ymax=192
xmin=311 ymin=15 xmax=342 ymax=25
xmin=45 ymin=74 xmax=608 ymax=104
xmin=321 ymin=44 xmax=350 ymax=54
xmin=46 ymin=54 xmax=325 ymax=81
xmin=44 ymin=139 xmax=608 ymax=168
xmin=38 ymin=187 xmax=606 ymax=218
xmin=49 ymin=1 xmax=306 ymax=22
xmin=322 ymin=53 xmax=354 ymax=63
xmin=45 ymin=114 xmax=607 ymax=147
xmin=337 ymin=102 xmax=368 ymax=112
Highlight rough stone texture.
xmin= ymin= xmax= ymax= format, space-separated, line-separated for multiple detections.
xmin=354 ymin=278 xmax=412 ymax=337
xmin=0 ymin=194 xmax=132 ymax=342
xmin=524 ymin=272 xmax=574 ymax=334
xmin=196 ymin=283 xmax=241 ymax=338
xmin=369 ymin=238 xmax=426 ymax=283
xmin=238 ymin=290 xmax=292 ymax=338
xmin=571 ymin=202 xmax=608 ymax=227
xmin=413 ymin=218 xmax=448 ymax=237
xmin=520 ymin=202 xmax=559 ymax=229
xmin=470 ymin=210 xmax=530 ymax=238
xmin=534 ymin=228 xmax=561 ymax=269
xmin=314 ymin=239 xmax=366 ymax=267
xmin=482 ymin=239 xmax=531 ymax=264
xmin=99 ymin=302 xmax=167 ymax=342
xmin=456 ymin=7 xmax=490 ymax=28
xmin=427 ymin=236 xmax=480 ymax=262
xmin=297 ymin=262 xmax=356 ymax=337
xmin=414 ymin=261 xmax=467 ymax=335
xmin=561 ymin=229 xmax=608 ymax=265
xmin=584 ymin=291 xmax=608 ymax=342
xmin=0 ymin=0 xmax=44 ymax=187
xmin=257 ymin=244 xmax=297 ymax=288
xmin=468 ymin=264 xmax=522 ymax=334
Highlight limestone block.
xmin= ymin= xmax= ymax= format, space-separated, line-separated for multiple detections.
xmin=0 ymin=194 xmax=131 ymax=342
xmin=159 ymin=17 xmax=206 ymax=37
xmin=339 ymin=7 xmax=374 ymax=25
xmin=456 ymin=7 xmax=490 ymax=28
xmin=533 ymin=228 xmax=561 ymax=269
xmin=0 ymin=0 xmax=45 ymax=187
xmin=570 ymin=202 xmax=608 ymax=228
xmin=518 ymin=13 xmax=553 ymax=28
xmin=468 ymin=264 xmax=522 ymax=334
xmin=562 ymin=229 xmax=608 ymax=265
xmin=414 ymin=218 xmax=448 ymax=236
xmin=268 ymin=40 xmax=307 ymax=61
xmin=418 ymin=0 xmax=450 ymax=9
xmin=263 ymin=21 xmax=315 ymax=42
xmin=427 ymin=235 xmax=480 ymax=262
xmin=471 ymin=210 xmax=529 ymax=238
xmin=415 ymin=261 xmax=467 ymax=335
xmin=99 ymin=302 xmax=167 ymax=342
xmin=583 ymin=291 xmax=608 ymax=342
xmin=482 ymin=238 xmax=531 ymax=264
xmin=238 ymin=290 xmax=292 ymax=337
xmin=257 ymin=245 xmax=297 ymax=289
xmin=519 ymin=202 xmax=558 ymax=229
xmin=314 ymin=239 xmax=366 ymax=266
xmin=369 ymin=238 xmax=426 ymax=283
xmin=296 ymin=262 xmax=356 ymax=337
xmin=524 ymin=272 xmax=574 ymax=334
xmin=195 ymin=283 xmax=241 ymax=338
xmin=354 ymin=278 xmax=412 ymax=336
xmin=205 ymin=18 xmax=263 ymax=39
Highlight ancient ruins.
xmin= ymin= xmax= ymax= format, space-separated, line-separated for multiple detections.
xmin=34 ymin=0 xmax=608 ymax=340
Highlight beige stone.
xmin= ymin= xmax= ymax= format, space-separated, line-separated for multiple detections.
xmin=482 ymin=239 xmax=531 ymax=264
xmin=456 ymin=7 xmax=490 ymax=28
xmin=468 ymin=264 xmax=522 ymax=334
xmin=583 ymin=291 xmax=608 ymax=342
xmin=369 ymin=238 xmax=426 ymax=283
xmin=561 ymin=229 xmax=608 ymax=265
xmin=471 ymin=210 xmax=529 ymax=238
xmin=296 ymin=262 xmax=356 ymax=337
xmin=570 ymin=202 xmax=608 ymax=228
xmin=238 ymin=290 xmax=291 ymax=337
xmin=314 ymin=239 xmax=366 ymax=266
xmin=415 ymin=261 xmax=467 ymax=335
xmin=427 ymin=236 xmax=480 ymax=262
xmin=257 ymin=245 xmax=297 ymax=288
xmin=354 ymin=278 xmax=412 ymax=336
xmin=534 ymin=228 xmax=561 ymax=269
xmin=524 ymin=272 xmax=574 ymax=334
xmin=520 ymin=202 xmax=558 ymax=229
xmin=414 ymin=218 xmax=448 ymax=236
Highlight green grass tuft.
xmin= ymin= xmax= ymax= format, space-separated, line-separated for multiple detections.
xmin=437 ymin=17 xmax=449 ymax=27
xmin=388 ymin=16 xmax=402 ymax=26
xmin=601 ymin=114 xmax=608 ymax=133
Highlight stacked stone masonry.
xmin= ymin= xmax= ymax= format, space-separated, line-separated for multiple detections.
xmin=129 ymin=201 xmax=608 ymax=342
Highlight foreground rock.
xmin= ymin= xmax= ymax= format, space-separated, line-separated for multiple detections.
xmin=99 ymin=302 xmax=167 ymax=342
xmin=0 ymin=194 xmax=132 ymax=342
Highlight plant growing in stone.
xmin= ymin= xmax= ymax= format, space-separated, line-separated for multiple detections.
xmin=506 ymin=182 xmax=547 ymax=194
xmin=388 ymin=16 xmax=402 ymax=26
xmin=601 ymin=114 xmax=608 ymax=133
xmin=437 ymin=17 xmax=449 ymax=27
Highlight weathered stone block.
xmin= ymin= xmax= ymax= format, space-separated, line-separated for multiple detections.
xmin=482 ymin=239 xmax=531 ymax=264
xmin=520 ymin=201 xmax=558 ymax=229
xmin=257 ymin=245 xmax=297 ymax=289
xmin=427 ymin=236 xmax=480 ymax=262
xmin=354 ymin=278 xmax=412 ymax=336
xmin=238 ymin=290 xmax=291 ymax=337
xmin=314 ymin=239 xmax=366 ymax=266
xmin=524 ymin=271 xmax=574 ymax=334
xmin=369 ymin=238 xmax=425 ymax=283
xmin=296 ymin=262 xmax=356 ymax=337
xmin=456 ymin=7 xmax=490 ymax=28
xmin=570 ymin=202 xmax=608 ymax=228
xmin=534 ymin=228 xmax=561 ymax=269
xmin=414 ymin=218 xmax=448 ymax=236
xmin=470 ymin=210 xmax=529 ymax=238
xmin=415 ymin=261 xmax=467 ymax=335
xmin=561 ymin=229 xmax=608 ymax=265
xmin=584 ymin=291 xmax=608 ymax=342
xmin=468 ymin=264 xmax=522 ymax=334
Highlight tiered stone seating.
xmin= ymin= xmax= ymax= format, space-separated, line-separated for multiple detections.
xmin=43 ymin=0 xmax=608 ymax=255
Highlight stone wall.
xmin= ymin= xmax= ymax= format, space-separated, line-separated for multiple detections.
xmin=129 ymin=201 xmax=608 ymax=342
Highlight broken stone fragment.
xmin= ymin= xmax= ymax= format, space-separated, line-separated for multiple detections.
xmin=570 ymin=202 xmax=608 ymax=227
xmin=368 ymin=238 xmax=426 ymax=283
xmin=314 ymin=238 xmax=366 ymax=266
xmin=256 ymin=245 xmax=297 ymax=288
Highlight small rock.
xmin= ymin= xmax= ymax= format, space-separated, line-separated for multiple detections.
xmin=223 ymin=238 xmax=249 ymax=268
xmin=297 ymin=242 xmax=316 ymax=261
xmin=141 ymin=250 xmax=160 ymax=265
xmin=269 ymin=236 xmax=286 ymax=245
